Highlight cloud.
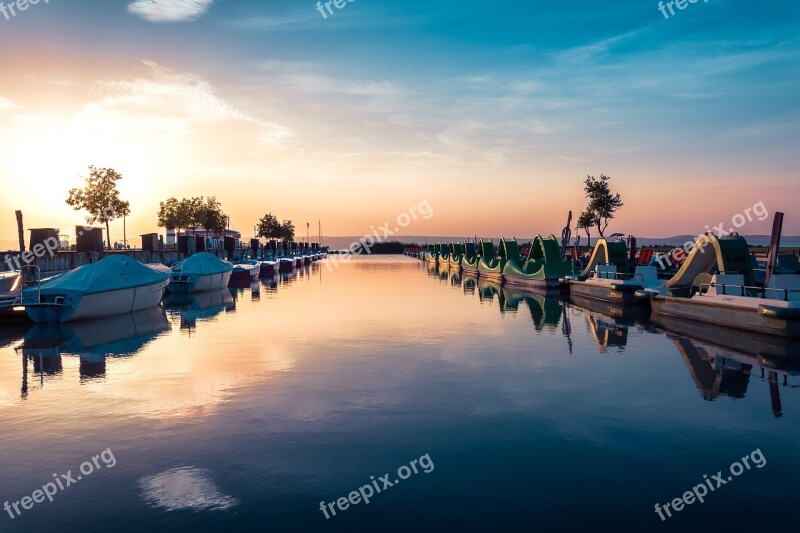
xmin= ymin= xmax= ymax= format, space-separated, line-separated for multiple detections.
xmin=82 ymin=60 xmax=292 ymax=146
xmin=127 ymin=0 xmax=214 ymax=23
xmin=0 ymin=96 xmax=20 ymax=111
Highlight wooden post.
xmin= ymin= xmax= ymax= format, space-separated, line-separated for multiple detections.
xmin=764 ymin=212 xmax=784 ymax=289
xmin=15 ymin=210 xmax=25 ymax=252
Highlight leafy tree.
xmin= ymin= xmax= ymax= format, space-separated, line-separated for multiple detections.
xmin=157 ymin=197 xmax=180 ymax=233
xmin=582 ymin=174 xmax=623 ymax=239
xmin=280 ymin=220 xmax=295 ymax=241
xmin=576 ymin=208 xmax=596 ymax=248
xmin=157 ymin=197 xmax=193 ymax=236
xmin=256 ymin=213 xmax=283 ymax=240
xmin=158 ymin=196 xmax=228 ymax=237
xmin=200 ymin=197 xmax=227 ymax=235
xmin=66 ymin=166 xmax=131 ymax=248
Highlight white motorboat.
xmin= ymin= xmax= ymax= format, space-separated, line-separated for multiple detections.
xmin=23 ymin=255 xmax=170 ymax=323
xmin=168 ymin=252 xmax=233 ymax=294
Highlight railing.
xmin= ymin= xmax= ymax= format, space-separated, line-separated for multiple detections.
xmin=589 ymin=268 xmax=643 ymax=282
xmin=20 ymin=265 xmax=41 ymax=305
xmin=698 ymin=282 xmax=800 ymax=302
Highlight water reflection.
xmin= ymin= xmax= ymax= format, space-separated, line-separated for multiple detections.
xmin=15 ymin=307 xmax=171 ymax=397
xmin=1 ymin=256 xmax=799 ymax=532
xmin=426 ymin=260 xmax=800 ymax=411
xmin=653 ymin=315 xmax=800 ymax=416
xmin=139 ymin=466 xmax=240 ymax=512
xmin=164 ymin=289 xmax=236 ymax=331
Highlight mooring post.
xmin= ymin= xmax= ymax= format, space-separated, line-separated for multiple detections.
xmin=15 ymin=210 xmax=25 ymax=252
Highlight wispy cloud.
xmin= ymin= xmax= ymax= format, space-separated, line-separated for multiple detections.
xmin=256 ymin=62 xmax=402 ymax=97
xmin=0 ymin=96 xmax=20 ymax=111
xmin=82 ymin=60 xmax=291 ymax=146
xmin=127 ymin=0 xmax=214 ymax=23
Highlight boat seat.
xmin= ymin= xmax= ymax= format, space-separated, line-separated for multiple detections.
xmin=777 ymin=254 xmax=800 ymax=273
xmin=634 ymin=265 xmax=659 ymax=287
xmin=596 ymin=264 xmax=617 ymax=279
xmin=692 ymin=272 xmax=713 ymax=294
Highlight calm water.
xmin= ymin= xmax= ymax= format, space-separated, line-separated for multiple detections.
xmin=1 ymin=256 xmax=798 ymax=532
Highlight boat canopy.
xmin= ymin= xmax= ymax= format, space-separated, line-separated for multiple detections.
xmin=580 ymin=238 xmax=630 ymax=279
xmin=499 ymin=238 xmax=521 ymax=263
xmin=463 ymin=242 xmax=477 ymax=259
xmin=451 ymin=243 xmax=463 ymax=256
xmin=478 ymin=240 xmax=495 ymax=259
xmin=664 ymin=234 xmax=756 ymax=289
xmin=174 ymin=252 xmax=233 ymax=276
xmin=35 ymin=255 xmax=170 ymax=296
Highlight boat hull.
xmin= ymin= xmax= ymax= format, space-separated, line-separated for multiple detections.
xmin=25 ymin=279 xmax=169 ymax=323
xmin=169 ymin=271 xmax=232 ymax=294
xmin=651 ymin=296 xmax=800 ymax=338
xmin=478 ymin=270 xmax=503 ymax=283
xmin=278 ymin=259 xmax=294 ymax=273
xmin=568 ymin=280 xmax=644 ymax=305
xmin=503 ymin=275 xmax=563 ymax=291
xmin=259 ymin=262 xmax=277 ymax=276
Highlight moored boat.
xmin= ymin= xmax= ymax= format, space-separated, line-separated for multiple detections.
xmin=645 ymin=233 xmax=800 ymax=338
xmin=23 ymin=255 xmax=170 ymax=323
xmin=278 ymin=258 xmax=294 ymax=272
xmin=259 ymin=260 xmax=277 ymax=276
xmin=462 ymin=242 xmax=480 ymax=274
xmin=425 ymin=244 xmax=439 ymax=264
xmin=448 ymin=243 xmax=463 ymax=270
xmin=230 ymin=263 xmax=260 ymax=284
xmin=1 ymin=271 xmax=20 ymax=294
xmin=566 ymin=238 xmax=657 ymax=305
xmin=477 ymin=239 xmax=508 ymax=283
xmin=503 ymin=234 xmax=572 ymax=291
xmin=438 ymin=243 xmax=451 ymax=265
xmin=168 ymin=252 xmax=233 ymax=294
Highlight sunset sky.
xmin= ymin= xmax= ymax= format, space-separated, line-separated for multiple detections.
xmin=1 ymin=0 xmax=798 ymax=246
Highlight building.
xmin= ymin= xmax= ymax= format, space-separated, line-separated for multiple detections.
xmin=166 ymin=228 xmax=242 ymax=249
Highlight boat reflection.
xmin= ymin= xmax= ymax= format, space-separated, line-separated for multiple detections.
xmin=477 ymin=279 xmax=505 ymax=309
xmin=450 ymin=268 xmax=462 ymax=287
xmin=568 ymin=295 xmax=655 ymax=353
xmin=462 ymin=274 xmax=477 ymax=295
xmin=164 ymin=289 xmax=235 ymax=330
xmin=503 ymin=287 xmax=565 ymax=332
xmin=653 ymin=315 xmax=800 ymax=416
xmin=0 ymin=323 xmax=28 ymax=349
xmin=16 ymin=307 xmax=171 ymax=395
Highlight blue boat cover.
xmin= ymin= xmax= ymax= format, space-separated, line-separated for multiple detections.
xmin=30 ymin=255 xmax=169 ymax=296
xmin=174 ymin=252 xmax=233 ymax=276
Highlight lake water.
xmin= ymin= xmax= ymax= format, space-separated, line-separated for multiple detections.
xmin=0 ymin=255 xmax=798 ymax=532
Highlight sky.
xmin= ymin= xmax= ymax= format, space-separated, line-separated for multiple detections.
xmin=0 ymin=0 xmax=798 ymax=247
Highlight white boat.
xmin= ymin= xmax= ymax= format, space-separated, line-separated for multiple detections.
xmin=0 ymin=271 xmax=20 ymax=294
xmin=645 ymin=233 xmax=800 ymax=338
xmin=168 ymin=252 xmax=233 ymax=294
xmin=566 ymin=238 xmax=661 ymax=305
xmin=23 ymin=255 xmax=170 ymax=323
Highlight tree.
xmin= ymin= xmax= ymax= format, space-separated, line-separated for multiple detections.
xmin=256 ymin=213 xmax=283 ymax=240
xmin=158 ymin=196 xmax=228 ymax=237
xmin=582 ymin=174 xmax=623 ymax=239
xmin=200 ymin=197 xmax=227 ymax=235
xmin=576 ymin=208 xmax=596 ymax=248
xmin=157 ymin=197 xmax=180 ymax=234
xmin=157 ymin=197 xmax=193 ymax=236
xmin=280 ymin=220 xmax=295 ymax=241
xmin=66 ymin=166 xmax=130 ymax=248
